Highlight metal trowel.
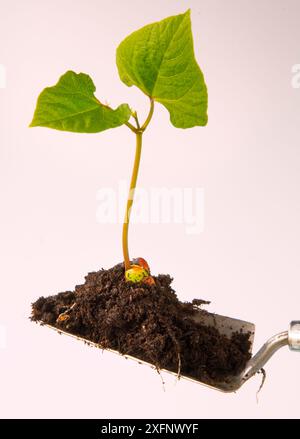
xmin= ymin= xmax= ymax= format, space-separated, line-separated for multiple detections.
xmin=191 ymin=312 xmax=300 ymax=391
xmin=41 ymin=312 xmax=300 ymax=392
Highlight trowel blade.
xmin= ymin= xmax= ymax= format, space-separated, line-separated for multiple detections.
xmin=190 ymin=311 xmax=255 ymax=392
xmin=193 ymin=311 xmax=255 ymax=345
xmin=38 ymin=310 xmax=255 ymax=393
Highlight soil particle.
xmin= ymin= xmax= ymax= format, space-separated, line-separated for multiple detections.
xmin=31 ymin=263 xmax=251 ymax=383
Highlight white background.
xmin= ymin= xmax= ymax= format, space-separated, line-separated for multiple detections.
xmin=0 ymin=0 xmax=300 ymax=418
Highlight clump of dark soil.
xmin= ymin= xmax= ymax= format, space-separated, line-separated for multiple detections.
xmin=31 ymin=263 xmax=251 ymax=384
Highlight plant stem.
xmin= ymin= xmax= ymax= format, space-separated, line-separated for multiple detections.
xmin=141 ymin=98 xmax=154 ymax=131
xmin=125 ymin=121 xmax=138 ymax=133
xmin=122 ymin=131 xmax=143 ymax=270
xmin=122 ymin=98 xmax=155 ymax=272
xmin=132 ymin=112 xmax=141 ymax=130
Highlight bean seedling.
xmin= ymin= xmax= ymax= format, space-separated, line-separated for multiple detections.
xmin=30 ymin=9 xmax=208 ymax=283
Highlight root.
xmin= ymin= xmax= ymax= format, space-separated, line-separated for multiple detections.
xmin=56 ymin=302 xmax=77 ymax=323
xmin=161 ymin=322 xmax=182 ymax=381
xmin=256 ymin=368 xmax=267 ymax=403
xmin=176 ymin=352 xmax=182 ymax=380
xmin=155 ymin=365 xmax=166 ymax=392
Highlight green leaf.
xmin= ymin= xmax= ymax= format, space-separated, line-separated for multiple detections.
xmin=116 ymin=10 xmax=208 ymax=129
xmin=30 ymin=71 xmax=131 ymax=133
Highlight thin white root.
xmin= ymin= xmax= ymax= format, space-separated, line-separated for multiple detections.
xmin=155 ymin=366 xmax=166 ymax=392
xmin=176 ymin=352 xmax=182 ymax=381
xmin=256 ymin=368 xmax=266 ymax=403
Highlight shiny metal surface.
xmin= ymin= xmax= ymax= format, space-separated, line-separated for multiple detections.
xmin=237 ymin=331 xmax=289 ymax=389
xmin=288 ymin=321 xmax=300 ymax=351
xmin=38 ymin=315 xmax=299 ymax=393
xmin=192 ymin=311 xmax=255 ymax=343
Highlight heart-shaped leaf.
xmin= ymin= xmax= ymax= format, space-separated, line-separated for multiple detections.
xmin=30 ymin=71 xmax=131 ymax=133
xmin=116 ymin=10 xmax=208 ymax=129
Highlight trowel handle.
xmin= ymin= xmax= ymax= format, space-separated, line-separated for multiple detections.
xmin=288 ymin=321 xmax=300 ymax=351
xmin=240 ymin=321 xmax=300 ymax=386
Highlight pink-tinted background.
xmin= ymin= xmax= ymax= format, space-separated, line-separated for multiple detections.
xmin=1 ymin=0 xmax=300 ymax=418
